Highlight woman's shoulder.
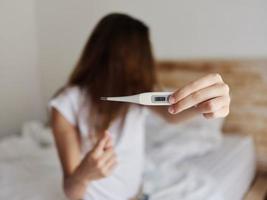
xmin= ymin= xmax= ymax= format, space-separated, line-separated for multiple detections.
xmin=49 ymin=86 xmax=85 ymax=125
xmin=59 ymin=86 xmax=83 ymax=98
xmin=53 ymin=85 xmax=87 ymax=104
xmin=51 ymin=85 xmax=86 ymax=108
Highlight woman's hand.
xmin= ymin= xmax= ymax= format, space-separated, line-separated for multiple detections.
xmin=168 ymin=73 xmax=230 ymax=119
xmin=80 ymin=131 xmax=118 ymax=181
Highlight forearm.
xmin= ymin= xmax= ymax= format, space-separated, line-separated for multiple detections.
xmin=63 ymin=160 xmax=91 ymax=200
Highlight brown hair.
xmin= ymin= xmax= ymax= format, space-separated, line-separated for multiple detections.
xmin=66 ymin=13 xmax=156 ymax=135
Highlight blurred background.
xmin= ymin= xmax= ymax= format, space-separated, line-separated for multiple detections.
xmin=1 ymin=0 xmax=267 ymax=199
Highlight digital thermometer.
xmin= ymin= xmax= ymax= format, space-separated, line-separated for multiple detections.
xmin=100 ymin=92 xmax=172 ymax=106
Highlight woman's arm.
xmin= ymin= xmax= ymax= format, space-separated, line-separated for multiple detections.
xmin=51 ymin=108 xmax=117 ymax=200
xmin=150 ymin=73 xmax=230 ymax=123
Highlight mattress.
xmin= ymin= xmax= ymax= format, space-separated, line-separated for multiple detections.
xmin=184 ymin=135 xmax=256 ymax=200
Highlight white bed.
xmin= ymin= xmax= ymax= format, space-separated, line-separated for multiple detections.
xmin=0 ymin=120 xmax=256 ymax=200
xmin=143 ymin=114 xmax=256 ymax=200
xmin=143 ymin=135 xmax=255 ymax=200
xmin=184 ymin=135 xmax=256 ymax=200
xmin=0 ymin=136 xmax=66 ymax=200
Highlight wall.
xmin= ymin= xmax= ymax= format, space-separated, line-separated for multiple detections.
xmin=0 ymin=0 xmax=44 ymax=137
xmin=36 ymin=0 xmax=267 ymax=107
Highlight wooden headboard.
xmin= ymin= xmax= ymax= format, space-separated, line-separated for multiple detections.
xmin=156 ymin=59 xmax=267 ymax=172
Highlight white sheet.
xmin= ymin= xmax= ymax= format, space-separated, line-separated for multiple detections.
xmin=145 ymin=114 xmax=224 ymax=165
xmin=0 ymin=122 xmax=255 ymax=200
xmin=0 ymin=136 xmax=66 ymax=200
xmin=144 ymin=135 xmax=256 ymax=200
xmin=144 ymin=161 xmax=224 ymax=200
xmin=185 ymin=135 xmax=256 ymax=200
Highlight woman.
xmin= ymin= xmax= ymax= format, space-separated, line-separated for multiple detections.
xmin=50 ymin=13 xmax=230 ymax=200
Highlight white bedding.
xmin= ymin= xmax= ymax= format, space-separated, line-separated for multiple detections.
xmin=144 ymin=135 xmax=256 ymax=200
xmin=145 ymin=114 xmax=224 ymax=166
xmin=0 ymin=120 xmax=256 ymax=200
xmin=0 ymin=136 xmax=66 ymax=200
xmin=185 ymin=135 xmax=256 ymax=200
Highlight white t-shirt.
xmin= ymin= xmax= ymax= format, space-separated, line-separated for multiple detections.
xmin=49 ymin=87 xmax=148 ymax=200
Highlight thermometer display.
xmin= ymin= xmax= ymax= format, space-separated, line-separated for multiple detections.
xmin=151 ymin=94 xmax=170 ymax=103
xmin=154 ymin=96 xmax=166 ymax=102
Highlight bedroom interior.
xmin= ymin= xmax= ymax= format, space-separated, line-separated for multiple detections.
xmin=1 ymin=0 xmax=267 ymax=199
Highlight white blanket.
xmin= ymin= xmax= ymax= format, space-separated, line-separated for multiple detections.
xmin=0 ymin=136 xmax=66 ymax=200
xmin=0 ymin=117 xmax=224 ymax=200
xmin=144 ymin=113 xmax=225 ymax=200
xmin=144 ymin=163 xmax=223 ymax=200
xmin=145 ymin=113 xmax=223 ymax=165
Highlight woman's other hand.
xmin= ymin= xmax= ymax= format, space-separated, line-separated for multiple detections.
xmin=80 ymin=131 xmax=118 ymax=181
xmin=168 ymin=73 xmax=230 ymax=119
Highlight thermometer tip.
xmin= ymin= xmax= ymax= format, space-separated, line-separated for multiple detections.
xmin=100 ymin=97 xmax=107 ymax=100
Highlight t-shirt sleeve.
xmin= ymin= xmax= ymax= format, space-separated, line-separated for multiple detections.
xmin=49 ymin=87 xmax=80 ymax=126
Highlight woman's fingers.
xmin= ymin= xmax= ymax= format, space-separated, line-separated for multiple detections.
xmin=102 ymin=156 xmax=118 ymax=175
xmin=96 ymin=148 xmax=117 ymax=177
xmin=99 ymin=148 xmax=116 ymax=164
xmin=169 ymin=73 xmax=223 ymax=104
xmin=92 ymin=131 xmax=110 ymax=157
xmin=169 ymin=83 xmax=229 ymax=114
xmin=104 ymin=132 xmax=113 ymax=150
xmin=196 ymin=96 xmax=231 ymax=114
xmin=83 ymin=131 xmax=117 ymax=180
xmin=203 ymin=106 xmax=230 ymax=119
xmin=92 ymin=131 xmax=117 ymax=174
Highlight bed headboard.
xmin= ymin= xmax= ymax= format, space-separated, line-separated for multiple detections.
xmin=156 ymin=59 xmax=267 ymax=172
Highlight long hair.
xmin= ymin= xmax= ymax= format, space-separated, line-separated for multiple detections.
xmin=65 ymin=13 xmax=156 ymax=135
